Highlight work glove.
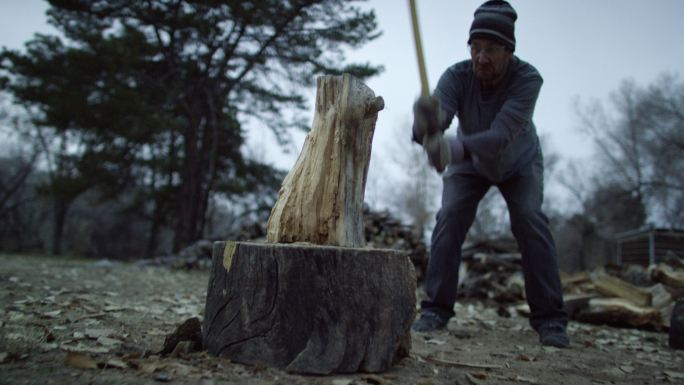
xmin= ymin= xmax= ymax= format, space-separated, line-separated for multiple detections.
xmin=412 ymin=95 xmax=442 ymax=142
xmin=423 ymin=134 xmax=465 ymax=172
xmin=412 ymin=95 xmax=465 ymax=172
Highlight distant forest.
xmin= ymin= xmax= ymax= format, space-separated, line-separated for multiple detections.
xmin=1 ymin=1 xmax=682 ymax=272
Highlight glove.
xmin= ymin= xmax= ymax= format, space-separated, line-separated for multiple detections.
xmin=412 ymin=95 xmax=442 ymax=143
xmin=423 ymin=134 xmax=465 ymax=173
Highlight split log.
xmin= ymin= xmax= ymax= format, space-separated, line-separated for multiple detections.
xmin=562 ymin=293 xmax=597 ymax=317
xmin=576 ymin=298 xmax=662 ymax=329
xmin=202 ymin=241 xmax=416 ymax=374
xmin=561 ymin=271 xmax=592 ymax=288
xmin=651 ymin=263 xmax=684 ymax=289
xmin=266 ymin=74 xmax=384 ymax=247
xmin=593 ymin=273 xmax=651 ymax=307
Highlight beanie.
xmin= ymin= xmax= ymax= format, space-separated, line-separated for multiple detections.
xmin=468 ymin=0 xmax=517 ymax=51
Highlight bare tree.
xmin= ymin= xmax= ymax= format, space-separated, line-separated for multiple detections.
xmin=381 ymin=121 xmax=441 ymax=242
xmin=574 ymin=73 xmax=684 ymax=229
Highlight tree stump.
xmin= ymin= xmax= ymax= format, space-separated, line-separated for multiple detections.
xmin=202 ymin=74 xmax=416 ymax=374
xmin=203 ymin=241 xmax=416 ymax=374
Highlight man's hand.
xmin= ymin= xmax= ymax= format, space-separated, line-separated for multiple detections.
xmin=411 ymin=95 xmax=465 ymax=172
xmin=412 ymin=95 xmax=441 ymax=142
xmin=423 ymin=135 xmax=465 ymax=173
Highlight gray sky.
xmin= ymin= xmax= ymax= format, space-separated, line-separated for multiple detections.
xmin=2 ymin=0 xmax=684 ymax=208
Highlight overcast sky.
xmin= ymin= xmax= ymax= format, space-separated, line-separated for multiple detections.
xmin=2 ymin=0 xmax=684 ymax=209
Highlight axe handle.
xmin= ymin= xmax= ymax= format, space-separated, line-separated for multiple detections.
xmin=408 ymin=0 xmax=430 ymax=97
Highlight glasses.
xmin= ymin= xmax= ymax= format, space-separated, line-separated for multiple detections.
xmin=469 ymin=44 xmax=506 ymax=58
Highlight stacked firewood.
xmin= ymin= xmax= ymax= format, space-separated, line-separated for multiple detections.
xmin=362 ymin=207 xmax=428 ymax=280
xmin=560 ymin=259 xmax=684 ymax=331
xmin=145 ymin=207 xmax=429 ymax=274
xmin=459 ymin=250 xmax=684 ymax=332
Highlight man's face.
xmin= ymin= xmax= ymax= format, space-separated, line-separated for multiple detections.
xmin=469 ymin=38 xmax=512 ymax=83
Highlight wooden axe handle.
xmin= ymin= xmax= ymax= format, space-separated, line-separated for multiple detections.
xmin=408 ymin=0 xmax=430 ymax=97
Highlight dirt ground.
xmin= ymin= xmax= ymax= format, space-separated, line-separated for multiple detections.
xmin=1 ymin=253 xmax=683 ymax=385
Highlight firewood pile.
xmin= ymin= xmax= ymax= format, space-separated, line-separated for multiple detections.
xmin=143 ymin=207 xmax=429 ymax=275
xmin=560 ymin=259 xmax=684 ymax=331
xmin=457 ymin=247 xmax=684 ymax=332
xmin=362 ymin=207 xmax=428 ymax=280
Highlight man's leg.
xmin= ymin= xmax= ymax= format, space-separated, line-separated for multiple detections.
xmin=416 ymin=169 xmax=489 ymax=330
xmin=498 ymin=155 xmax=568 ymax=343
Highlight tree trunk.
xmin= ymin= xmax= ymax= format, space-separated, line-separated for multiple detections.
xmin=266 ymin=74 xmax=384 ymax=247
xmin=202 ymin=241 xmax=415 ymax=374
xmin=203 ymin=75 xmax=416 ymax=374
xmin=51 ymin=199 xmax=70 ymax=255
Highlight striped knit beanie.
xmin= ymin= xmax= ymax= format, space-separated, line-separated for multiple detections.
xmin=468 ymin=0 xmax=517 ymax=51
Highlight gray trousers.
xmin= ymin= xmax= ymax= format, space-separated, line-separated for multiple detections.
xmin=421 ymin=155 xmax=568 ymax=330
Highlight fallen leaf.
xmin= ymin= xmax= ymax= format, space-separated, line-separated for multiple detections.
xmin=40 ymin=343 xmax=59 ymax=352
xmin=517 ymin=354 xmax=536 ymax=362
xmin=415 ymin=380 xmax=436 ymax=385
xmin=103 ymin=358 xmax=128 ymax=369
xmin=465 ymin=373 xmax=485 ymax=385
xmin=470 ymin=371 xmax=488 ymax=380
xmin=0 ymin=352 xmax=8 ymax=363
xmin=147 ymin=328 xmax=168 ymax=336
xmin=425 ymin=338 xmax=447 ymax=345
xmin=85 ymin=328 xmax=115 ymax=339
xmin=8 ymin=312 xmax=26 ymax=322
xmin=104 ymin=305 xmax=126 ymax=312
xmin=154 ymin=371 xmax=172 ymax=382
xmin=363 ymin=374 xmax=392 ymax=385
xmin=43 ymin=310 xmax=62 ymax=318
xmin=64 ymin=352 xmax=98 ymax=369
xmin=6 ymin=333 xmax=25 ymax=340
xmin=61 ymin=343 xmax=110 ymax=354
xmin=620 ymin=365 xmax=635 ymax=374
xmin=140 ymin=360 xmax=167 ymax=374
xmin=665 ymin=370 xmax=684 ymax=380
xmin=332 ymin=379 xmax=353 ymax=385
xmin=97 ymin=336 xmax=122 ymax=347
xmin=169 ymin=362 xmax=194 ymax=376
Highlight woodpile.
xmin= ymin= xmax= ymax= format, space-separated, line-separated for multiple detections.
xmin=363 ymin=207 xmax=428 ymax=280
xmin=457 ymin=251 xmax=684 ymax=332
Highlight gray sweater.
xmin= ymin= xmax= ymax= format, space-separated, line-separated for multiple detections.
xmin=434 ymin=56 xmax=542 ymax=182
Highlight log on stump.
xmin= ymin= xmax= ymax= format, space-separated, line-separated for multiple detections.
xmin=203 ymin=75 xmax=416 ymax=374
xmin=202 ymin=241 xmax=416 ymax=374
xmin=266 ymin=73 xmax=384 ymax=247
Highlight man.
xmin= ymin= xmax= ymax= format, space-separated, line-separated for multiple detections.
xmin=411 ymin=0 xmax=569 ymax=348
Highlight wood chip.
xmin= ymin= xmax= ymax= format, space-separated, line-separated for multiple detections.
xmin=64 ymin=352 xmax=98 ymax=369
xmin=363 ymin=374 xmax=393 ymax=385
xmin=85 ymin=328 xmax=116 ymax=339
xmin=104 ymin=358 xmax=128 ymax=369
xmin=424 ymin=355 xmax=503 ymax=369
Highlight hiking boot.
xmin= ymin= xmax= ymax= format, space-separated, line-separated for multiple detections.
xmin=538 ymin=322 xmax=570 ymax=348
xmin=412 ymin=311 xmax=448 ymax=332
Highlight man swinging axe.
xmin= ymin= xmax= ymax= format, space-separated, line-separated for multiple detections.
xmin=410 ymin=0 xmax=569 ymax=348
